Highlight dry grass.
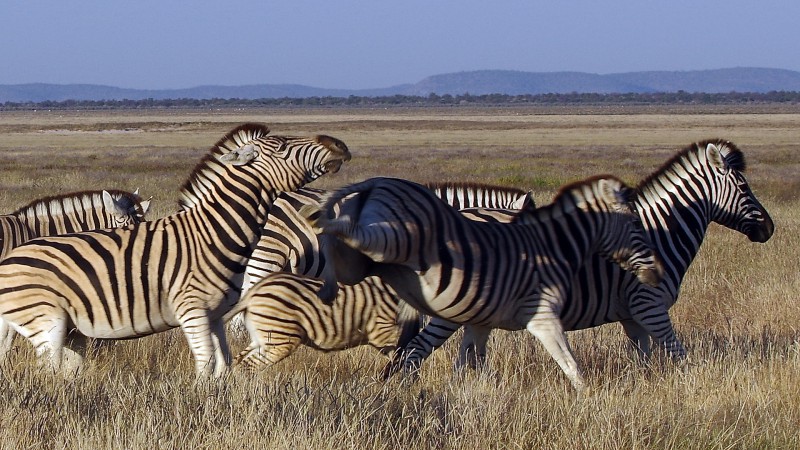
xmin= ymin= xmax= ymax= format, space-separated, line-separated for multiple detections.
xmin=0 ymin=106 xmax=798 ymax=449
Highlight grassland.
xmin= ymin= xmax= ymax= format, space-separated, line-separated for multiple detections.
xmin=0 ymin=105 xmax=798 ymax=449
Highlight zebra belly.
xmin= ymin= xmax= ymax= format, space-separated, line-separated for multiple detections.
xmin=72 ymin=317 xmax=176 ymax=339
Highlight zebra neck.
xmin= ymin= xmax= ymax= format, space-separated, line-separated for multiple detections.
xmin=186 ymin=184 xmax=276 ymax=252
xmin=637 ymin=181 xmax=711 ymax=282
xmin=15 ymin=205 xmax=88 ymax=236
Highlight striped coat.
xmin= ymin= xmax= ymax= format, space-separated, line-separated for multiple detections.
xmin=394 ymin=139 xmax=775 ymax=374
xmin=228 ymin=183 xmax=532 ymax=370
xmin=0 ymin=124 xmax=350 ymax=378
xmin=0 ymin=189 xmax=150 ymax=258
xmin=308 ymin=175 xmax=663 ymax=391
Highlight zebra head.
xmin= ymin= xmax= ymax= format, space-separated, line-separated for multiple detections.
xmin=180 ymin=124 xmax=351 ymax=210
xmin=703 ymin=140 xmax=774 ymax=243
xmin=103 ymin=189 xmax=151 ymax=225
xmin=577 ymin=176 xmax=664 ymax=287
xmin=218 ymin=126 xmax=352 ymax=191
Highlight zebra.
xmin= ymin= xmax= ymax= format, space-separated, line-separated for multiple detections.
xmin=0 ymin=123 xmax=351 ymax=378
xmin=305 ymin=175 xmax=664 ymax=391
xmin=240 ymin=182 xmax=534 ymax=297
xmin=227 ymin=183 xmax=533 ymax=370
xmin=389 ymin=139 xmax=775 ymax=376
xmin=226 ymin=272 xmax=418 ymax=370
xmin=0 ymin=189 xmax=151 ymax=258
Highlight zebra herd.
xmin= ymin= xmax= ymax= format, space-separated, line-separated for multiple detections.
xmin=0 ymin=123 xmax=774 ymax=393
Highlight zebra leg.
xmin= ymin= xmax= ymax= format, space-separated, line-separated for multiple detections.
xmin=28 ymin=316 xmax=69 ymax=374
xmin=0 ymin=317 xmax=15 ymax=361
xmin=526 ymin=316 xmax=587 ymax=393
xmin=383 ymin=317 xmax=461 ymax=378
xmin=176 ymin=306 xmax=219 ymax=379
xmin=628 ymin=301 xmax=687 ymax=360
xmin=233 ymin=334 xmax=303 ymax=371
xmin=456 ymin=325 xmax=492 ymax=371
xmin=621 ymin=319 xmax=652 ymax=360
xmin=210 ymin=318 xmax=231 ymax=377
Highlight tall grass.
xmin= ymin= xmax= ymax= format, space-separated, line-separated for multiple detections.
xmin=0 ymin=107 xmax=798 ymax=449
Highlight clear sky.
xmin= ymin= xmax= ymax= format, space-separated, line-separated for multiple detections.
xmin=2 ymin=0 xmax=798 ymax=90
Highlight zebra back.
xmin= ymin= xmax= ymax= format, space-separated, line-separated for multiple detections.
xmin=1 ymin=189 xmax=150 ymax=258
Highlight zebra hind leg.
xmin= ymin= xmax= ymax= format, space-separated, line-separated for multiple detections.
xmin=233 ymin=335 xmax=303 ymax=371
xmin=233 ymin=311 xmax=304 ymax=371
xmin=0 ymin=317 xmax=15 ymax=363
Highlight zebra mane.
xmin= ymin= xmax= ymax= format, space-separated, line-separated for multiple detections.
xmin=637 ymin=139 xmax=746 ymax=191
xmin=424 ymin=181 xmax=527 ymax=197
xmin=550 ymin=174 xmax=634 ymax=210
xmin=11 ymin=190 xmax=143 ymax=219
xmin=178 ymin=123 xmax=271 ymax=209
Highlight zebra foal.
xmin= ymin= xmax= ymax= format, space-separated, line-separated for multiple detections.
xmin=306 ymin=175 xmax=663 ymax=391
xmin=0 ymin=124 xmax=350 ymax=378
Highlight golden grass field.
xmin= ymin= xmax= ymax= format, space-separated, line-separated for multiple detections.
xmin=0 ymin=105 xmax=798 ymax=449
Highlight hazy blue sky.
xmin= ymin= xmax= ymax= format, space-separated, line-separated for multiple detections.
xmin=2 ymin=1 xmax=798 ymax=90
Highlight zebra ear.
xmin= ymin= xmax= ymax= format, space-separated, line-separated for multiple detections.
xmin=220 ymin=144 xmax=258 ymax=166
xmin=597 ymin=178 xmax=624 ymax=206
xmin=139 ymin=197 xmax=152 ymax=217
xmin=516 ymin=192 xmax=537 ymax=213
xmin=102 ymin=190 xmax=127 ymax=216
xmin=512 ymin=191 xmax=537 ymax=211
xmin=706 ymin=143 xmax=729 ymax=174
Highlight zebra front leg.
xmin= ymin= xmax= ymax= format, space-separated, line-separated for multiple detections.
xmin=383 ymin=317 xmax=460 ymax=378
xmin=26 ymin=314 xmax=71 ymax=375
xmin=628 ymin=300 xmax=687 ymax=360
xmin=621 ymin=319 xmax=652 ymax=360
xmin=456 ymin=325 xmax=492 ymax=371
xmin=0 ymin=317 xmax=14 ymax=362
xmin=526 ymin=316 xmax=587 ymax=393
xmin=210 ymin=318 xmax=231 ymax=377
xmin=176 ymin=307 xmax=219 ymax=379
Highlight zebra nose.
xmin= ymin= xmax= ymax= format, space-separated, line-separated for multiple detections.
xmin=747 ymin=216 xmax=774 ymax=243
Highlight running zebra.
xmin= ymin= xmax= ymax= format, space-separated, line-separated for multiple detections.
xmin=0 ymin=124 xmax=351 ymax=378
xmin=0 ymin=189 xmax=150 ymax=258
xmin=392 ymin=139 xmax=775 ymax=374
xmin=306 ymin=175 xmax=663 ymax=391
xmin=227 ymin=183 xmax=532 ymax=369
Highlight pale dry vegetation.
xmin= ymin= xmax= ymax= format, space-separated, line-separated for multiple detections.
xmin=0 ymin=106 xmax=798 ymax=449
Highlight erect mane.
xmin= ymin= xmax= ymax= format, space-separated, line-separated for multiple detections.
xmin=637 ymin=139 xmax=746 ymax=190
xmin=552 ymin=174 xmax=630 ymax=204
xmin=11 ymin=189 xmax=141 ymax=218
xmin=424 ymin=181 xmax=528 ymax=197
xmin=178 ymin=123 xmax=271 ymax=207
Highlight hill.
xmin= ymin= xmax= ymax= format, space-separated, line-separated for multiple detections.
xmin=2 ymin=67 xmax=799 ymax=102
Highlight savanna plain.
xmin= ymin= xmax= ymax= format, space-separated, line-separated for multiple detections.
xmin=0 ymin=105 xmax=798 ymax=449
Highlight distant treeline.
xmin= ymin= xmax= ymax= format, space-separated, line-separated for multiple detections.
xmin=2 ymin=91 xmax=800 ymax=110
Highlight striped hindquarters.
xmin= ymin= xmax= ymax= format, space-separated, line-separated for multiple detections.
xmin=233 ymin=272 xmax=406 ymax=370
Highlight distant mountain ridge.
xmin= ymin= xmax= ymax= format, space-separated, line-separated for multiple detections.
xmin=2 ymin=67 xmax=799 ymax=102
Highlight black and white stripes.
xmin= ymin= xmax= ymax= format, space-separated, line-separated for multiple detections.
xmin=307 ymin=175 xmax=663 ymax=390
xmin=0 ymin=189 xmax=150 ymax=257
xmin=0 ymin=124 xmax=350 ymax=378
